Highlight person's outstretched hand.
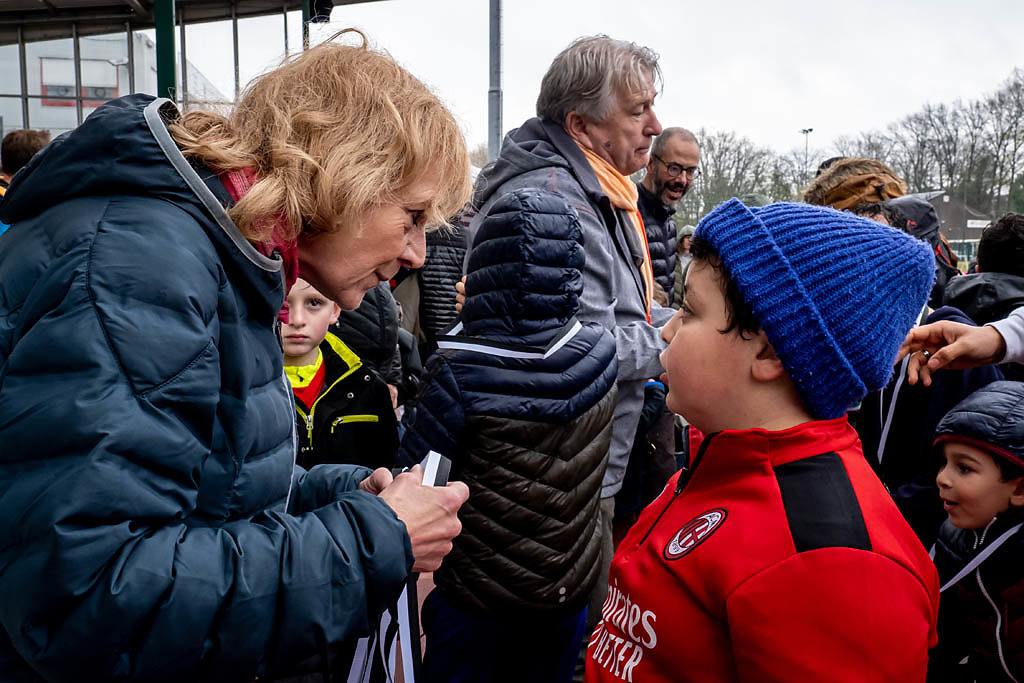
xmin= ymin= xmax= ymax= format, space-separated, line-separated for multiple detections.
xmin=378 ymin=465 xmax=469 ymax=572
xmin=454 ymin=276 xmax=467 ymax=312
xmin=897 ymin=321 xmax=1007 ymax=386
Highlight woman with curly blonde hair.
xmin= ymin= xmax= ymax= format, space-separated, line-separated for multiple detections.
xmin=0 ymin=30 xmax=469 ymax=681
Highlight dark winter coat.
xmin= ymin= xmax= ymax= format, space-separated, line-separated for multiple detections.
xmin=930 ymin=380 xmax=1024 ymax=682
xmin=856 ymin=306 xmax=1003 ymax=546
xmin=330 ymin=282 xmax=401 ymax=386
xmin=399 ymin=189 xmax=618 ymax=617
xmin=292 ymin=333 xmax=399 ymax=471
xmin=418 ymin=226 xmax=467 ymax=340
xmin=636 ymin=181 xmax=677 ymax=301
xmin=0 ymin=95 xmax=412 ymax=682
xmin=943 ymin=272 xmax=1024 ymax=383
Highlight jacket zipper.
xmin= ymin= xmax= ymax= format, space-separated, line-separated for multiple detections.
xmin=972 ymin=516 xmax=1019 ymax=682
xmin=331 ymin=414 xmax=380 ymax=432
xmin=637 ymin=432 xmax=717 ymax=547
xmin=294 ymin=365 xmax=360 ymax=446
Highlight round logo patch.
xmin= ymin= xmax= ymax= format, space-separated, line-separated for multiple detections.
xmin=663 ymin=508 xmax=728 ymax=560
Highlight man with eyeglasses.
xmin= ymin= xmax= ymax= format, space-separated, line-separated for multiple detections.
xmin=638 ymin=127 xmax=700 ymax=305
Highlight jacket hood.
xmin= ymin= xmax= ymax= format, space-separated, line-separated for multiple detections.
xmin=472 ymin=117 xmax=600 ymax=211
xmin=461 ymin=188 xmax=584 ymax=343
xmin=935 ymin=380 xmax=1024 ymax=466
xmin=942 ymin=272 xmax=1024 ymax=325
xmin=2 ymin=95 xmax=209 ymax=228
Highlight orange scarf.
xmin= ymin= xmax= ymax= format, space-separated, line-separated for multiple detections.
xmin=577 ymin=144 xmax=654 ymax=320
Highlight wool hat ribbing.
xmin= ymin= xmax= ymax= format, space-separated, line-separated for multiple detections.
xmin=695 ymin=199 xmax=935 ymax=420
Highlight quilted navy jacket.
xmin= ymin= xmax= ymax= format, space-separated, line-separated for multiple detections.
xmin=399 ymin=189 xmax=617 ymax=616
xmin=0 ymin=96 xmax=412 ymax=682
xmin=636 ymin=181 xmax=677 ymax=302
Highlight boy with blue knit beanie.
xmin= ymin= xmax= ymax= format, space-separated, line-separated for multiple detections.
xmin=587 ymin=199 xmax=941 ymax=682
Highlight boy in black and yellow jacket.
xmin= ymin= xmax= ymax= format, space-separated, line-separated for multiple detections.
xmin=284 ymin=278 xmax=398 ymax=470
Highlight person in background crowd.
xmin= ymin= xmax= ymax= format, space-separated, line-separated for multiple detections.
xmin=942 ymin=213 xmax=1024 ymax=381
xmin=637 ymin=127 xmax=699 ymax=304
xmin=588 ymin=200 xmax=939 ymax=682
xmin=0 ymin=128 xmax=51 ymax=196
xmin=672 ymin=223 xmax=695 ymax=309
xmin=0 ymin=128 xmax=51 ymax=235
xmin=400 ymin=189 xmax=618 ymax=683
xmin=284 ymin=278 xmax=399 ymax=471
xmin=460 ymin=36 xmax=674 ymax=680
xmin=929 ymin=381 xmax=1024 ymax=682
xmin=0 ymin=33 xmax=469 ymax=682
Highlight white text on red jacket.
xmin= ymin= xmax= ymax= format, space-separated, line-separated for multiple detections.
xmin=588 ymin=580 xmax=658 ymax=681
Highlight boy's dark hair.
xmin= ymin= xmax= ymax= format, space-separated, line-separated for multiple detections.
xmin=689 ymin=235 xmax=761 ymax=340
xmin=977 ymin=213 xmax=1024 ymax=278
xmin=1 ymin=129 xmax=51 ymax=176
xmin=996 ymin=454 xmax=1024 ymax=482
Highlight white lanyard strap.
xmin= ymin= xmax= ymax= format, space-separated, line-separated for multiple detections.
xmin=937 ymin=523 xmax=1023 ymax=593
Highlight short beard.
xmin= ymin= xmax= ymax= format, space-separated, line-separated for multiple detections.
xmin=655 ymin=177 xmax=689 ymax=208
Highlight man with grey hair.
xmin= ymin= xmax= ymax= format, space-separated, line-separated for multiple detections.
xmin=451 ymin=34 xmax=672 ymax=681
xmin=638 ymin=127 xmax=700 ymax=304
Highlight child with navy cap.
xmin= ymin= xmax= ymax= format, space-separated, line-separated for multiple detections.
xmin=930 ymin=380 xmax=1024 ymax=682
xmin=587 ymin=199 xmax=940 ymax=682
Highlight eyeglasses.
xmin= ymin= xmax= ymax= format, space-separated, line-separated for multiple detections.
xmin=652 ymin=153 xmax=700 ymax=180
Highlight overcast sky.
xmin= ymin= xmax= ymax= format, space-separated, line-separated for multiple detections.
xmin=180 ymin=0 xmax=1024 ymax=160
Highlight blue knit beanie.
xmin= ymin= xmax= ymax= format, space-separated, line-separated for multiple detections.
xmin=695 ymin=199 xmax=935 ymax=420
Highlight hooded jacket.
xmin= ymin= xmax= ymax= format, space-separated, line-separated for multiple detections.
xmin=291 ymin=332 xmax=399 ymax=471
xmin=400 ymin=189 xmax=618 ymax=616
xmin=466 ymin=118 xmax=672 ymax=498
xmin=0 ymin=95 xmax=412 ymax=682
xmin=587 ymin=418 xmax=939 ymax=682
xmin=418 ymin=226 xmax=467 ymax=341
xmin=930 ymin=381 xmax=1024 ymax=682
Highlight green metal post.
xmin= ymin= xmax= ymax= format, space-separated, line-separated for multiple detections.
xmin=301 ymin=0 xmax=310 ymax=49
xmin=155 ymin=0 xmax=176 ymax=100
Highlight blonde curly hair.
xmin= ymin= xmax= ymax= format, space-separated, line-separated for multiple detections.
xmin=168 ymin=29 xmax=471 ymax=242
xmin=802 ymin=157 xmax=907 ymax=210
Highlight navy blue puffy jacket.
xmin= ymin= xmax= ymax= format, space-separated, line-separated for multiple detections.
xmin=0 ymin=96 xmax=412 ymax=682
xmin=399 ymin=189 xmax=617 ymax=615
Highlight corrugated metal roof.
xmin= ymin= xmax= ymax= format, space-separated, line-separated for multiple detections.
xmin=0 ymin=0 xmax=382 ymax=45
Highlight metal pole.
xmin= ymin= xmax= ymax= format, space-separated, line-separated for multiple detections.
xmin=487 ymin=0 xmax=502 ymax=161
xmin=18 ymin=25 xmax=29 ymax=127
xmin=800 ymin=127 xmax=813 ymax=180
xmin=178 ymin=8 xmax=188 ymax=107
xmin=232 ymin=1 xmax=240 ymax=100
xmin=155 ymin=0 xmax=176 ymax=100
xmin=301 ymin=0 xmax=310 ymax=50
xmin=282 ymin=3 xmax=289 ymax=55
xmin=126 ymin=20 xmax=136 ymax=94
xmin=72 ymin=23 xmax=84 ymax=125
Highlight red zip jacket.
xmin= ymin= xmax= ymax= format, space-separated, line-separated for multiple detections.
xmin=586 ymin=417 xmax=939 ymax=682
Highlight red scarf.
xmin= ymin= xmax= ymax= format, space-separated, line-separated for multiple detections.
xmin=219 ymin=168 xmax=299 ymax=323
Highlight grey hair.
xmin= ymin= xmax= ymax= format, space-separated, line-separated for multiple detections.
xmin=651 ymin=127 xmax=699 ymax=157
xmin=536 ymin=35 xmax=662 ymax=126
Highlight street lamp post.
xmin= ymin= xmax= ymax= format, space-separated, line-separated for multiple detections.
xmin=800 ymin=128 xmax=814 ymax=180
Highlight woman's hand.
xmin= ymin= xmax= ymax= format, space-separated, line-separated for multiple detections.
xmin=377 ymin=465 xmax=469 ymax=572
